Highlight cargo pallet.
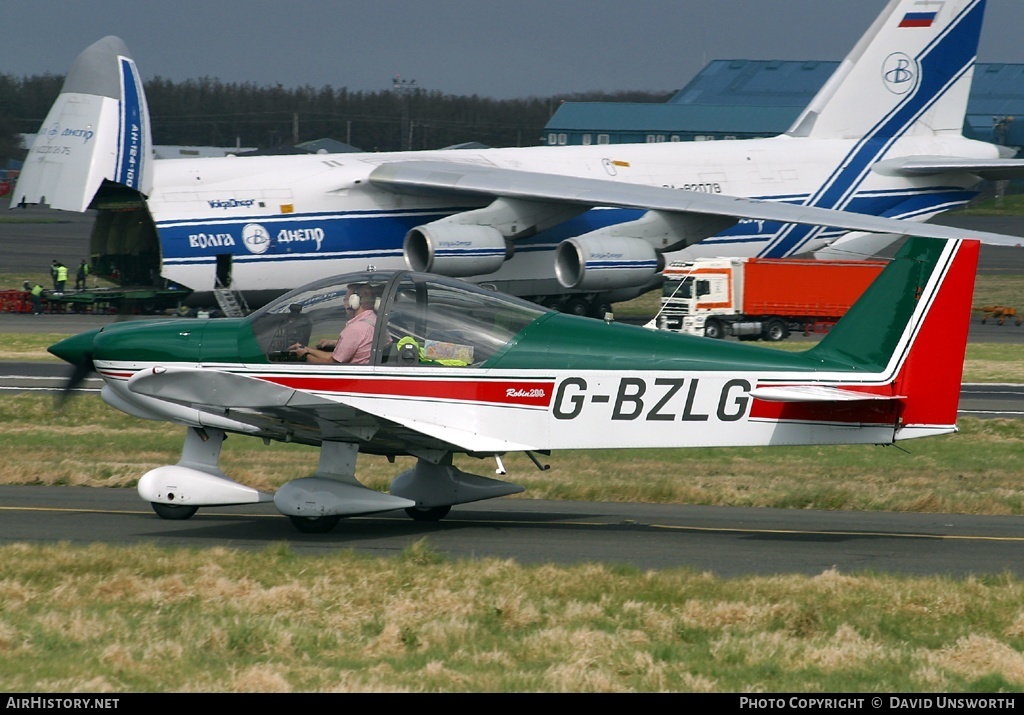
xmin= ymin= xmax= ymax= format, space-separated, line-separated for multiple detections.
xmin=0 ymin=287 xmax=191 ymax=315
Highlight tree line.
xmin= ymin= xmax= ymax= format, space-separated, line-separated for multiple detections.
xmin=0 ymin=73 xmax=672 ymax=162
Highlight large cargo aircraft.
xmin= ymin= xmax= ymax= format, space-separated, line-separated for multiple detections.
xmin=11 ymin=0 xmax=1024 ymax=314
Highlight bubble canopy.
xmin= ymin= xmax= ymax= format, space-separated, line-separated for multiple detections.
xmin=249 ymin=270 xmax=550 ymax=367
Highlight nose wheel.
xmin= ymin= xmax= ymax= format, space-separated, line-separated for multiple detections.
xmin=288 ymin=514 xmax=342 ymax=533
xmin=150 ymin=502 xmax=198 ymax=520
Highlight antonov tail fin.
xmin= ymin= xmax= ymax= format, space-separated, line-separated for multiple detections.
xmin=788 ymin=0 xmax=984 ymax=140
xmin=10 ymin=36 xmax=152 ymax=212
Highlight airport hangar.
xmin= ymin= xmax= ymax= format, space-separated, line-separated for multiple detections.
xmin=543 ymin=60 xmax=1024 ymax=154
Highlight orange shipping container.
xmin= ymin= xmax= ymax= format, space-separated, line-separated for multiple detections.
xmin=742 ymin=258 xmax=886 ymax=318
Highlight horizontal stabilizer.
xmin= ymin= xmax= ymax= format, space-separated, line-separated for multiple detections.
xmin=875 ymin=156 xmax=1024 ymax=182
xmin=749 ymin=385 xmax=904 ymax=403
xmin=895 ymin=425 xmax=958 ymax=441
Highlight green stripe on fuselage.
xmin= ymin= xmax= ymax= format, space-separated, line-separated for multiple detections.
xmin=483 ymin=313 xmax=829 ymax=372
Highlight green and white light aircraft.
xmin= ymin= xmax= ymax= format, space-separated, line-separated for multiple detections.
xmin=50 ymin=235 xmax=977 ymax=533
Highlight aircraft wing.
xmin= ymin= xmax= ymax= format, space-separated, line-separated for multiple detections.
xmin=874 ymin=156 xmax=1024 ymax=182
xmin=369 ymin=160 xmax=1024 ymax=246
xmin=126 ymin=366 xmax=538 ymax=453
xmin=127 ymin=366 xmax=378 ymax=442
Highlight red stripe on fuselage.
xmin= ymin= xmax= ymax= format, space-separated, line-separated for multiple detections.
xmin=749 ymin=383 xmax=900 ymax=424
xmin=259 ymin=374 xmax=555 ymax=407
xmin=750 ymin=398 xmax=900 ymax=425
xmin=98 ymin=369 xmax=135 ymax=381
xmin=749 ymin=385 xmax=901 ymax=424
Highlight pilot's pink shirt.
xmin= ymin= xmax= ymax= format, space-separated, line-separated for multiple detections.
xmin=332 ymin=310 xmax=377 ymax=364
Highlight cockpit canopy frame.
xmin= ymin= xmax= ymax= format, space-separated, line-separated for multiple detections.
xmin=249 ymin=270 xmax=550 ymax=367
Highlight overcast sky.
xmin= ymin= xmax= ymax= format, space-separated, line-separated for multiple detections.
xmin=3 ymin=1 xmax=1024 ymax=99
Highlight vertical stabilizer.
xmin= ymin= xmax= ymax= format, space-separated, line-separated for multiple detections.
xmin=788 ymin=0 xmax=984 ymax=140
xmin=808 ymin=235 xmax=979 ymax=438
xmin=11 ymin=36 xmax=152 ymax=212
xmin=890 ymin=237 xmax=978 ymax=437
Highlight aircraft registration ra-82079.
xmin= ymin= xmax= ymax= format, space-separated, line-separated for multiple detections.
xmin=10 ymin=0 xmax=1024 ymax=317
xmin=49 ymin=233 xmax=978 ymax=533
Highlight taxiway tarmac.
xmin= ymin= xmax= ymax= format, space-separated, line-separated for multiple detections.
xmin=3 ymin=485 xmax=1024 ymax=578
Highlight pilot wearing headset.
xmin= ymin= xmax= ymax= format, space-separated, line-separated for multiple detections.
xmin=290 ymin=283 xmax=377 ymax=364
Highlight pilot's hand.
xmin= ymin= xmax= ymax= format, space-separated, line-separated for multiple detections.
xmin=288 ymin=343 xmax=310 ymax=360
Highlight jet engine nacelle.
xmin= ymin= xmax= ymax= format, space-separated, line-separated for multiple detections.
xmin=555 ymin=236 xmax=664 ymax=290
xmin=404 ymin=223 xmax=511 ymax=277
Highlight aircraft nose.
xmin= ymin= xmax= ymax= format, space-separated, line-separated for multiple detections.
xmin=48 ymin=328 xmax=101 ymax=367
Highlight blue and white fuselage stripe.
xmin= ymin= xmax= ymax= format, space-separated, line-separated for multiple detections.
xmin=154 ymin=182 xmax=976 ymax=270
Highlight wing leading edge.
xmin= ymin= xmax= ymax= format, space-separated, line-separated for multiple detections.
xmin=369 ymin=160 xmax=1023 ymax=247
xmin=126 ymin=366 xmax=538 ymax=454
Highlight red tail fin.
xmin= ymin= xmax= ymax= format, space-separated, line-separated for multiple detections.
xmin=893 ymin=238 xmax=979 ymax=439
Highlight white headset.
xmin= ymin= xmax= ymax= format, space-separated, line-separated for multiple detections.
xmin=348 ymin=285 xmax=380 ymax=311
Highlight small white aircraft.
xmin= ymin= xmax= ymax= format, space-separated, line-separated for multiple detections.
xmin=48 ymin=233 xmax=979 ymax=532
xmin=11 ymin=0 xmax=1024 ymax=315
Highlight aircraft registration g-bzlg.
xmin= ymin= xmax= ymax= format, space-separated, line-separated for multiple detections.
xmin=49 ymin=233 xmax=978 ymax=533
xmin=10 ymin=0 xmax=1024 ymax=316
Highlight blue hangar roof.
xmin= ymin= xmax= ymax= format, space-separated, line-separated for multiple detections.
xmin=544 ymin=60 xmax=1024 ymax=147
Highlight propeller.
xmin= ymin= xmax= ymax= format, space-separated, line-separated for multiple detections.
xmin=56 ymin=352 xmax=96 ymax=410
xmin=48 ymin=329 xmax=102 ymax=410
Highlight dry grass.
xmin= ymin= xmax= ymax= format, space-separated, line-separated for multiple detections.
xmin=1 ymin=544 xmax=1023 ymax=691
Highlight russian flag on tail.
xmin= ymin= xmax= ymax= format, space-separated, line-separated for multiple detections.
xmin=900 ymin=12 xmax=938 ymax=26
xmin=900 ymin=1 xmax=944 ymax=27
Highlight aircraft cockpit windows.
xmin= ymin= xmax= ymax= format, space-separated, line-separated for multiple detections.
xmin=251 ymin=271 xmax=547 ymax=366
xmin=250 ymin=272 xmax=386 ymax=363
xmin=381 ymin=276 xmax=546 ymax=367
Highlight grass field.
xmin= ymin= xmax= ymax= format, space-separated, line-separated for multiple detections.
xmin=2 ymin=542 xmax=1024 ymax=692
